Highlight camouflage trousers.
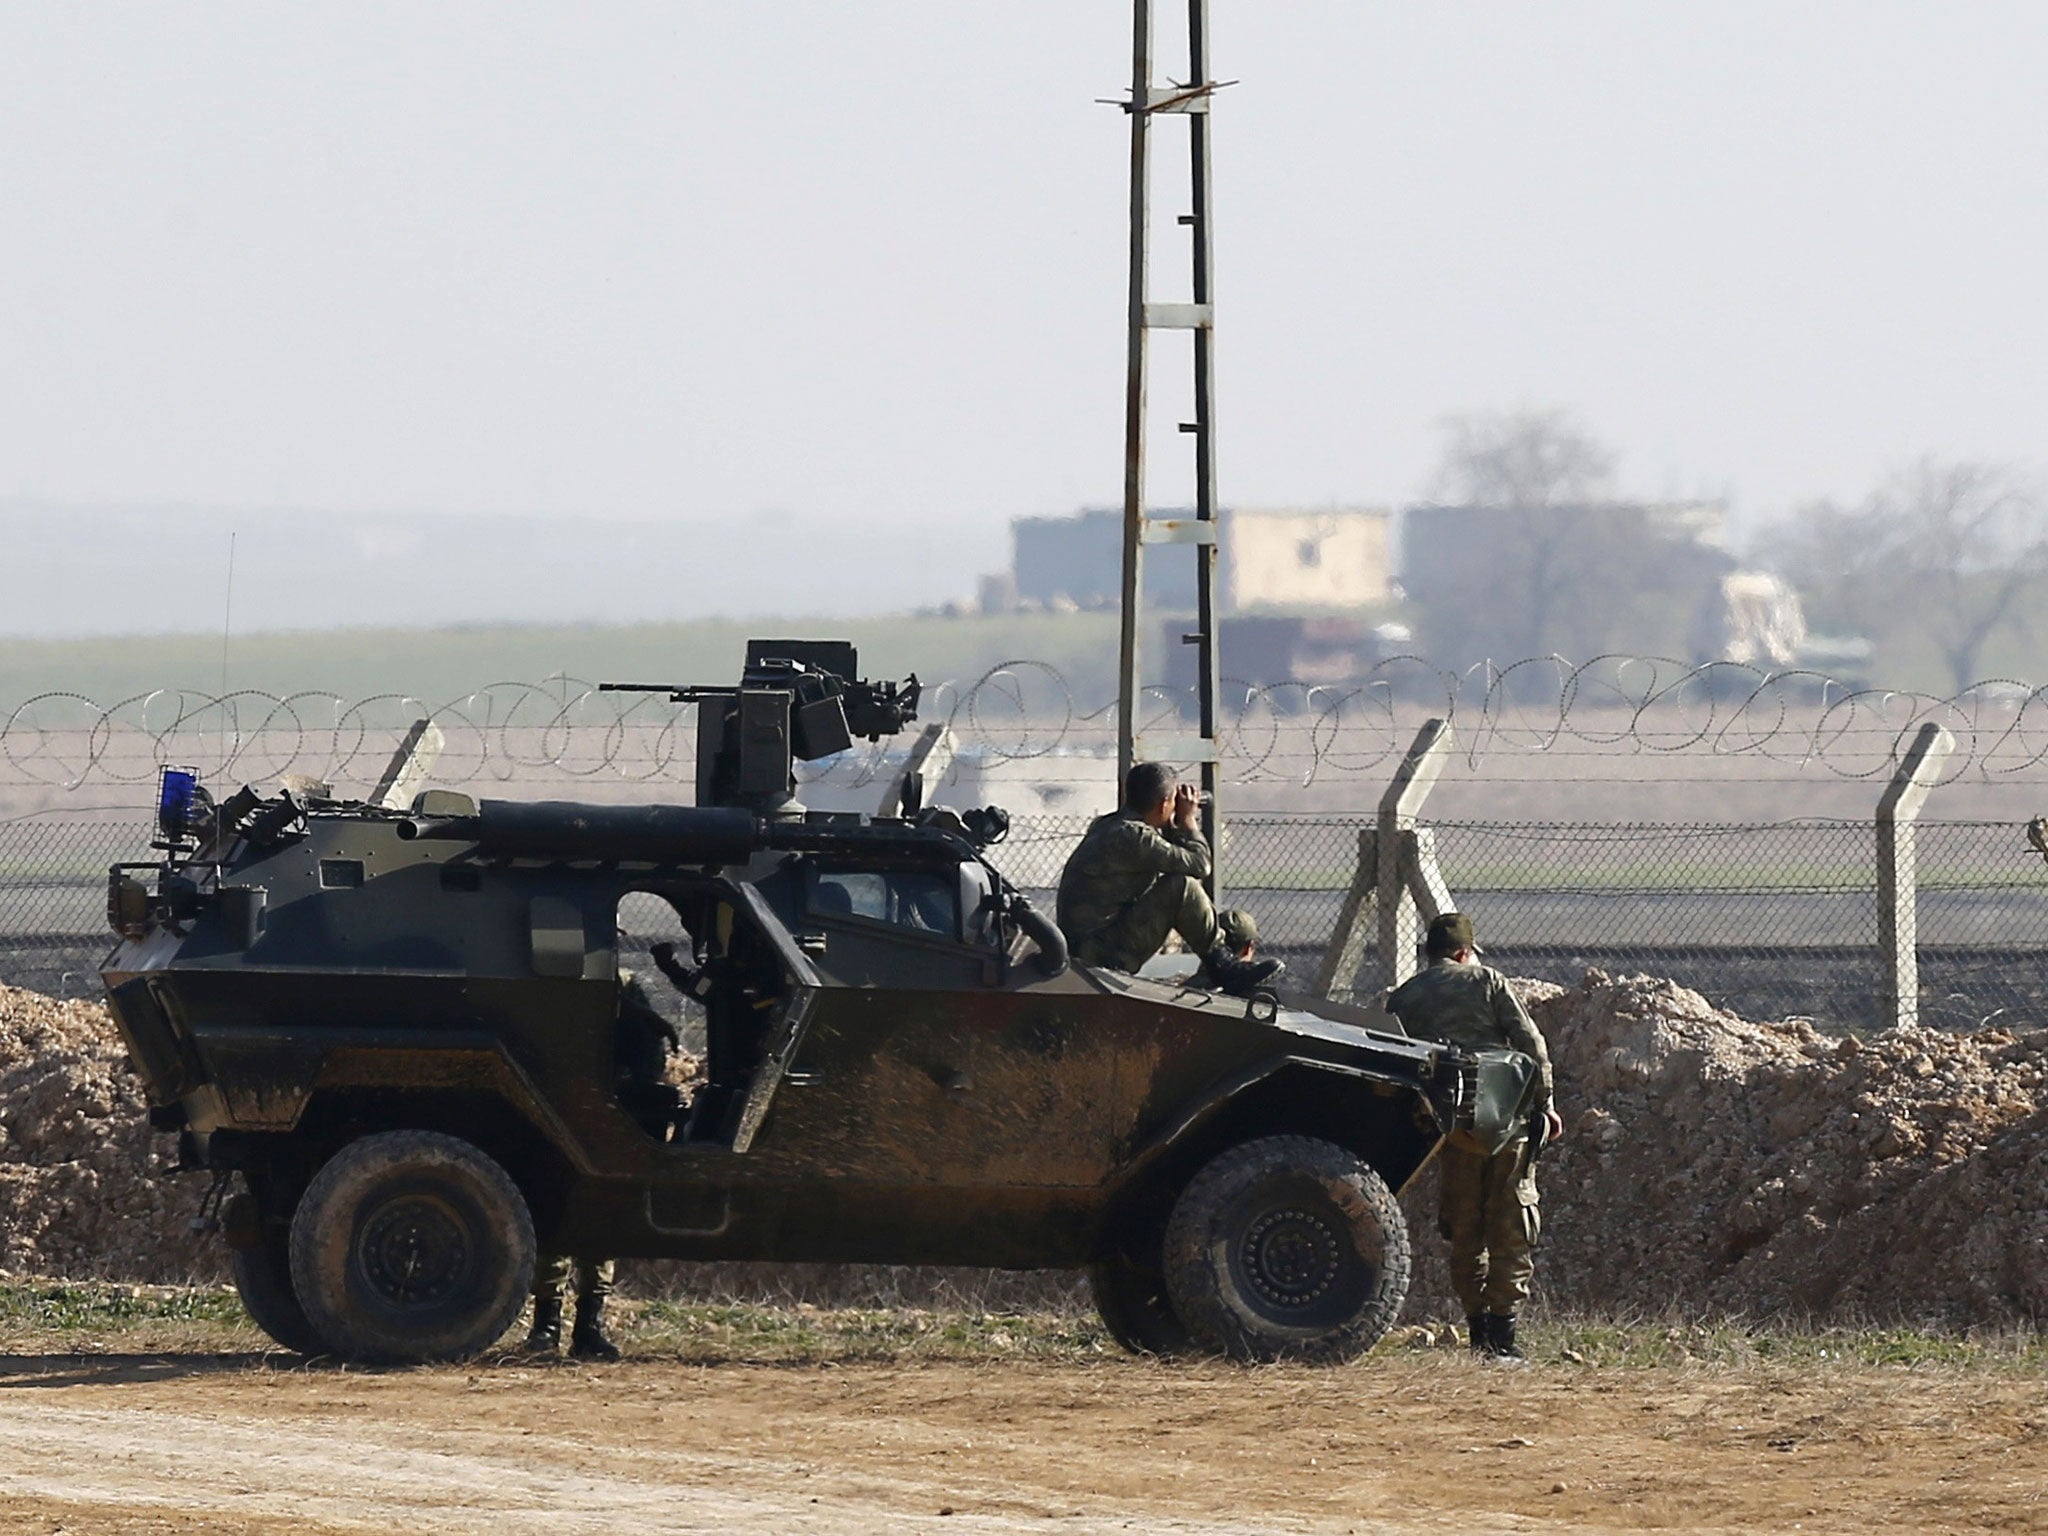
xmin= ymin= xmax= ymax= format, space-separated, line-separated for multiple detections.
xmin=533 ymin=1252 xmax=615 ymax=1306
xmin=1438 ymin=1137 xmax=1541 ymax=1317
xmin=1074 ymin=875 xmax=1221 ymax=973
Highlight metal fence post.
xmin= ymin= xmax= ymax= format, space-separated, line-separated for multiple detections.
xmin=1876 ymin=721 xmax=1954 ymax=1031
xmin=1378 ymin=718 xmax=1454 ymax=992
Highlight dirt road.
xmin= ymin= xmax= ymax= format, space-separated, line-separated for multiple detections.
xmin=0 ymin=1351 xmax=2040 ymax=1535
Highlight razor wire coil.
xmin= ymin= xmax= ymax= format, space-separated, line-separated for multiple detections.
xmin=6 ymin=653 xmax=2048 ymax=791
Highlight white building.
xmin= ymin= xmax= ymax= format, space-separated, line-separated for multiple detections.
xmin=1005 ymin=506 xmax=1393 ymax=614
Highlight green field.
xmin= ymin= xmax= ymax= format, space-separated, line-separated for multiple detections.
xmin=0 ymin=613 xmax=1123 ymax=712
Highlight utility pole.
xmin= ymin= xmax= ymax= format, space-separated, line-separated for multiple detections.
xmin=1116 ymin=0 xmax=1228 ymax=899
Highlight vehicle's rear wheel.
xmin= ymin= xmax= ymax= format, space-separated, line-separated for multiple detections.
xmin=1163 ymin=1135 xmax=1409 ymax=1364
xmin=288 ymin=1130 xmax=535 ymax=1364
xmin=1088 ymin=1256 xmax=1193 ymax=1357
xmin=225 ymin=1185 xmax=326 ymax=1356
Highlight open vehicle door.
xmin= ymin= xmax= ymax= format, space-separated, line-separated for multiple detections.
xmin=722 ymin=881 xmax=822 ymax=1154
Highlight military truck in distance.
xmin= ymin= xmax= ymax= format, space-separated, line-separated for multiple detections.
xmin=100 ymin=642 xmax=1536 ymax=1364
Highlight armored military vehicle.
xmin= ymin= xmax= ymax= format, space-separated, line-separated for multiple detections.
xmin=100 ymin=642 xmax=1536 ymax=1364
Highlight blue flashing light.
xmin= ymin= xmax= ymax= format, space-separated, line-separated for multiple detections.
xmin=157 ymin=767 xmax=200 ymax=841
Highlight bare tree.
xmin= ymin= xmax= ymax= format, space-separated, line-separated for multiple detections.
xmin=1407 ymin=410 xmax=1722 ymax=667
xmin=1767 ymin=459 xmax=2046 ymax=693
xmin=1432 ymin=408 xmax=1615 ymax=508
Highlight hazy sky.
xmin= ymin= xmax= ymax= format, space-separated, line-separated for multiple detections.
xmin=3 ymin=2 xmax=2042 ymax=558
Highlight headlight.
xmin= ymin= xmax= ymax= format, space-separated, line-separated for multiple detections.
xmin=107 ymin=872 xmax=152 ymax=939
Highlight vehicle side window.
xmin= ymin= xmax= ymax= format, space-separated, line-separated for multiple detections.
xmin=891 ymin=872 xmax=958 ymax=936
xmin=812 ymin=868 xmax=960 ymax=939
xmin=815 ymin=871 xmax=889 ymax=922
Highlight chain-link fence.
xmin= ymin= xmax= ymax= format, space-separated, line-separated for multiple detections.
xmin=1913 ymin=820 xmax=2048 ymax=1031
xmin=8 ymin=809 xmax=2046 ymax=1033
xmin=0 ymin=812 xmax=151 ymax=998
xmin=1420 ymin=820 xmax=1888 ymax=1028
xmin=984 ymin=814 xmax=2048 ymax=1033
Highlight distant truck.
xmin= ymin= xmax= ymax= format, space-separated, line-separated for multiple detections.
xmin=99 ymin=642 xmax=1535 ymax=1363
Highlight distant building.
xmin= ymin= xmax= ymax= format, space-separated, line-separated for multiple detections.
xmin=1223 ymin=509 xmax=1393 ymax=611
xmin=1008 ymin=509 xmax=1128 ymax=610
xmin=1398 ymin=500 xmax=1737 ymax=666
xmin=1159 ymin=613 xmax=1414 ymax=702
xmin=1001 ymin=506 xmax=1393 ymax=614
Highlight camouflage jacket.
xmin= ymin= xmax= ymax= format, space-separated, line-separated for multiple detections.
xmin=1385 ymin=958 xmax=1555 ymax=1111
xmin=1055 ymin=810 xmax=1211 ymax=950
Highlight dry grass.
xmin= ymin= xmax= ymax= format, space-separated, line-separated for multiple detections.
xmin=0 ymin=1281 xmax=2039 ymax=1374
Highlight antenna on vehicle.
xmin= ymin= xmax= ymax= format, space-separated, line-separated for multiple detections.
xmin=220 ymin=531 xmax=237 ymax=771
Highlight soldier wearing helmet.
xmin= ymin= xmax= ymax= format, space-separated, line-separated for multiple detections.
xmin=1386 ymin=912 xmax=1562 ymax=1361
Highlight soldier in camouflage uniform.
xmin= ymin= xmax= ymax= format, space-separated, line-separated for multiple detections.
xmin=523 ymin=969 xmax=680 ymax=1361
xmin=1385 ymin=912 xmax=1562 ymax=1361
xmin=1056 ymin=763 xmax=1280 ymax=997
xmin=526 ymin=1253 xmax=618 ymax=1360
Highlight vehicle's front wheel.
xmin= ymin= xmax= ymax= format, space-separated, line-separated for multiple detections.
xmin=288 ymin=1131 xmax=536 ymax=1364
xmin=1163 ymin=1135 xmax=1409 ymax=1364
xmin=1088 ymin=1256 xmax=1193 ymax=1357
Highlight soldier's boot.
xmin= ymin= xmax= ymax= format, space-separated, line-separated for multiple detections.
xmin=523 ymin=1297 xmax=563 ymax=1355
xmin=1201 ymin=946 xmax=1284 ymax=999
xmin=1467 ymin=1314 xmax=1490 ymax=1355
xmin=570 ymin=1297 xmax=621 ymax=1362
xmin=1484 ymin=1313 xmax=1525 ymax=1362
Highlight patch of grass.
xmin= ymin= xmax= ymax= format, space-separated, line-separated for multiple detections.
xmin=0 ymin=1284 xmax=2039 ymax=1374
xmin=0 ymin=1283 xmax=247 ymax=1330
xmin=0 ymin=613 xmax=1126 ymax=713
xmin=1504 ymin=1318 xmax=2048 ymax=1372
xmin=626 ymin=1300 xmax=1112 ymax=1362
xmin=0 ymin=1282 xmax=258 ymax=1352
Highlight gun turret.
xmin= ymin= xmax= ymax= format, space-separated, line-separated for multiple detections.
xmin=602 ymin=639 xmax=919 ymax=815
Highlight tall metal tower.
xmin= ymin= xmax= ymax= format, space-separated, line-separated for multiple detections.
xmin=1115 ymin=0 xmax=1228 ymax=897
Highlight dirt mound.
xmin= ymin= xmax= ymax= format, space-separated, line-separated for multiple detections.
xmin=1403 ymin=970 xmax=2048 ymax=1327
xmin=0 ymin=985 xmax=212 ymax=1282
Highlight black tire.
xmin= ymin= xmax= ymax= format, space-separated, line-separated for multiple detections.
xmin=1163 ymin=1135 xmax=1409 ymax=1364
xmin=1088 ymin=1256 xmax=1194 ymax=1357
xmin=228 ymin=1218 xmax=327 ymax=1356
xmin=288 ymin=1130 xmax=536 ymax=1365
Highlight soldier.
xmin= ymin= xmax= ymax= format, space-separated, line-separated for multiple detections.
xmin=1056 ymin=762 xmax=1280 ymax=997
xmin=1385 ymin=912 xmax=1562 ymax=1362
xmin=524 ymin=1253 xmax=618 ymax=1360
xmin=523 ymin=967 xmax=681 ymax=1361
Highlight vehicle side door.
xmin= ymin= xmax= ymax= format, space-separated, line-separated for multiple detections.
xmin=752 ymin=859 xmax=1117 ymax=1187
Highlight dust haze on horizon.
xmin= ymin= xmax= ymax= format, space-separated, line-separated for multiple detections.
xmin=2 ymin=2 xmax=2043 ymax=633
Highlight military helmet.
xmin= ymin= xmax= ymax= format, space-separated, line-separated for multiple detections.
xmin=1217 ymin=908 xmax=1258 ymax=951
xmin=1425 ymin=911 xmax=1477 ymax=956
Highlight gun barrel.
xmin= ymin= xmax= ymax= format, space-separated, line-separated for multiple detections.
xmin=398 ymin=801 xmax=760 ymax=865
xmin=395 ymin=799 xmax=992 ymax=871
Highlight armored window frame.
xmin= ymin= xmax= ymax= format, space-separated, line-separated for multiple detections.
xmin=802 ymin=859 xmax=968 ymax=946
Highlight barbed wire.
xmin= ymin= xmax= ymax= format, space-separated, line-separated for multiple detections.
xmin=5 ymin=653 xmax=2048 ymax=791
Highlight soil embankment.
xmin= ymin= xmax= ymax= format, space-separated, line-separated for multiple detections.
xmin=5 ymin=978 xmax=2045 ymax=1325
xmin=0 ymin=987 xmax=209 ymax=1282
xmin=1477 ymin=972 xmax=2045 ymax=1326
